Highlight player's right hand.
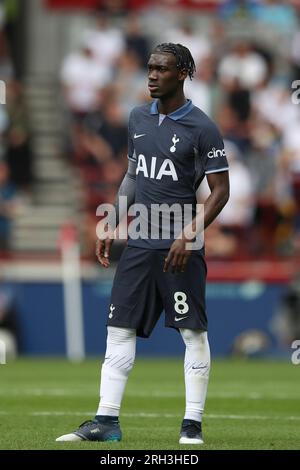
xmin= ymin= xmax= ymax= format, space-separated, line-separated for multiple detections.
xmin=96 ymin=238 xmax=114 ymax=268
xmin=96 ymin=224 xmax=115 ymax=268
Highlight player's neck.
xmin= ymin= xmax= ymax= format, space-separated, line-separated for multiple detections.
xmin=157 ymin=93 xmax=187 ymax=116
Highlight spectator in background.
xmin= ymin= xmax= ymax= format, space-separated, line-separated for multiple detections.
xmin=218 ymin=41 xmax=268 ymax=91
xmin=216 ymin=103 xmax=248 ymax=154
xmin=0 ymin=160 xmax=19 ymax=251
xmin=291 ymin=30 xmax=300 ymax=82
xmin=2 ymin=0 xmax=22 ymax=78
xmin=0 ymin=28 xmax=13 ymax=79
xmin=5 ymin=80 xmax=33 ymax=191
xmin=217 ymin=141 xmax=254 ymax=231
xmin=247 ymin=117 xmax=282 ymax=254
xmin=199 ymin=141 xmax=254 ymax=257
xmin=125 ymin=14 xmax=150 ymax=69
xmin=290 ymin=11 xmax=300 ymax=82
xmin=78 ymin=99 xmax=128 ymax=258
xmin=61 ymin=41 xmax=112 ymax=161
xmin=81 ymin=155 xmax=126 ymax=261
xmin=184 ymin=55 xmax=220 ymax=118
xmin=0 ymin=104 xmax=9 ymax=159
xmin=82 ymin=97 xmax=128 ymax=166
xmin=0 ymin=1 xmax=5 ymax=27
xmin=82 ymin=12 xmax=124 ymax=69
xmin=110 ymin=49 xmax=148 ymax=120
xmin=279 ymin=121 xmax=300 ymax=252
xmin=217 ymin=41 xmax=268 ymax=152
xmin=252 ymin=0 xmax=297 ymax=33
xmin=218 ymin=0 xmax=259 ymax=20
xmin=61 ymin=43 xmax=112 ymax=118
xmin=163 ymin=18 xmax=211 ymax=71
xmin=252 ymin=82 xmax=300 ymax=135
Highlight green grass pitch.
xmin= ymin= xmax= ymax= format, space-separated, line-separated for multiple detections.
xmin=0 ymin=358 xmax=299 ymax=450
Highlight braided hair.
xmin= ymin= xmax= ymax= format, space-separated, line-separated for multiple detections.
xmin=152 ymin=43 xmax=196 ymax=80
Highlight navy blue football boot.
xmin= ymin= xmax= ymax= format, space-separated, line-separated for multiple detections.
xmin=56 ymin=417 xmax=122 ymax=442
xmin=179 ymin=419 xmax=204 ymax=444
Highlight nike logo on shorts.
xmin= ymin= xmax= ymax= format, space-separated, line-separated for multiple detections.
xmin=175 ymin=316 xmax=188 ymax=322
xmin=134 ymin=133 xmax=146 ymax=139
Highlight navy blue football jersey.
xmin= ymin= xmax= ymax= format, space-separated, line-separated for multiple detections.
xmin=127 ymin=99 xmax=229 ymax=249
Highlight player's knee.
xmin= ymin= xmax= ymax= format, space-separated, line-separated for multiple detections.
xmin=107 ymin=326 xmax=136 ymax=345
xmin=104 ymin=326 xmax=136 ymax=375
xmin=180 ymin=328 xmax=209 ymax=352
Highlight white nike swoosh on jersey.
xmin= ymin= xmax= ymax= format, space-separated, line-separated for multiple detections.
xmin=175 ymin=316 xmax=188 ymax=322
xmin=134 ymin=133 xmax=146 ymax=139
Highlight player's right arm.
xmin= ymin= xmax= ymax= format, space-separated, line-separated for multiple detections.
xmin=96 ymin=113 xmax=137 ymax=267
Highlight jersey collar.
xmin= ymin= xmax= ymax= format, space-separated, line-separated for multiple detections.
xmin=150 ymin=99 xmax=194 ymax=120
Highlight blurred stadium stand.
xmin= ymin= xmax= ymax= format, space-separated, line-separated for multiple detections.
xmin=1 ymin=0 xmax=300 ymax=358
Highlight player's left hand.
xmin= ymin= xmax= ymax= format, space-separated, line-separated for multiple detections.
xmin=163 ymin=239 xmax=191 ymax=273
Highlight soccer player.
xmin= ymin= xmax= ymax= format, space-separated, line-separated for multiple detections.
xmin=56 ymin=43 xmax=229 ymax=445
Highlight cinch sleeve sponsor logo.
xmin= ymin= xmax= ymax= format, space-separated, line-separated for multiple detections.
xmin=207 ymin=148 xmax=226 ymax=159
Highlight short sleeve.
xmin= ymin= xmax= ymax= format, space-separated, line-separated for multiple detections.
xmin=198 ymin=123 xmax=229 ymax=175
xmin=127 ymin=111 xmax=136 ymax=162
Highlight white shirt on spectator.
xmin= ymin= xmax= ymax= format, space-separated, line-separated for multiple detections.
xmin=199 ymin=142 xmax=254 ymax=227
xmin=253 ymin=84 xmax=300 ymax=133
xmin=61 ymin=51 xmax=112 ymax=112
xmin=83 ymin=28 xmax=125 ymax=67
xmin=218 ymin=52 xmax=267 ymax=89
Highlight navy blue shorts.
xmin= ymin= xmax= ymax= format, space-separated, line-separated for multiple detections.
xmin=107 ymin=246 xmax=207 ymax=338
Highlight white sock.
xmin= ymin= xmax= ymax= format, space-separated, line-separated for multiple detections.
xmin=96 ymin=326 xmax=136 ymax=417
xmin=180 ymin=329 xmax=211 ymax=423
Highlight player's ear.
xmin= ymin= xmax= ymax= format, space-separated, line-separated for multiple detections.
xmin=178 ymin=69 xmax=188 ymax=82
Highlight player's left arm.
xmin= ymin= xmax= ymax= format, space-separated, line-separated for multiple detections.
xmin=164 ymin=121 xmax=230 ymax=273
xmin=203 ymin=171 xmax=230 ymax=229
xmin=163 ymin=172 xmax=229 ymax=273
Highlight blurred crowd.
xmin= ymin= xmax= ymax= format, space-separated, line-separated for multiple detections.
xmin=61 ymin=1 xmax=300 ymax=259
xmin=2 ymin=0 xmax=300 ymax=260
xmin=0 ymin=0 xmax=32 ymax=253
